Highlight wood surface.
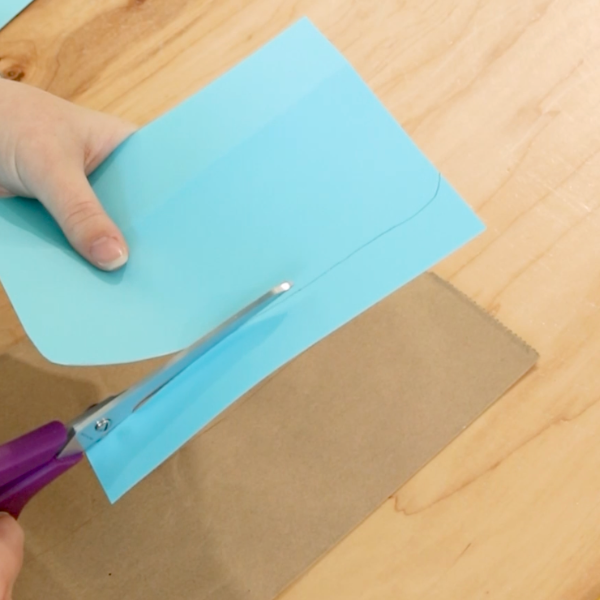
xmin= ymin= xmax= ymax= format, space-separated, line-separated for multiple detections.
xmin=1 ymin=0 xmax=599 ymax=598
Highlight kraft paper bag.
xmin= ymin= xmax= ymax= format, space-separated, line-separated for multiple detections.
xmin=0 ymin=273 xmax=537 ymax=600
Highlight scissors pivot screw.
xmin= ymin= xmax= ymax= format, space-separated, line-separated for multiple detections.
xmin=94 ymin=418 xmax=111 ymax=433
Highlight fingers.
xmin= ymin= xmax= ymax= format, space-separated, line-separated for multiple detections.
xmin=0 ymin=514 xmax=24 ymax=600
xmin=37 ymin=167 xmax=129 ymax=271
xmin=0 ymin=79 xmax=136 ymax=270
xmin=55 ymin=112 xmax=135 ymax=270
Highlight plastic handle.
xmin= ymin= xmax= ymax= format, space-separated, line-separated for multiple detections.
xmin=0 ymin=422 xmax=82 ymax=517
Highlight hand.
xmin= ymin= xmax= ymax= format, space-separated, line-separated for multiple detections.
xmin=0 ymin=78 xmax=137 ymax=271
xmin=0 ymin=514 xmax=23 ymax=600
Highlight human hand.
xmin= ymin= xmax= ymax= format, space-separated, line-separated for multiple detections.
xmin=0 ymin=513 xmax=23 ymax=600
xmin=0 ymin=78 xmax=136 ymax=271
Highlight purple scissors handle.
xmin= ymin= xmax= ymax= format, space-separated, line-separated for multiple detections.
xmin=0 ymin=422 xmax=83 ymax=518
xmin=0 ymin=281 xmax=291 ymax=519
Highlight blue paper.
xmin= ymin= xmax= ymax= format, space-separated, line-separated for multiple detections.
xmin=0 ymin=0 xmax=33 ymax=30
xmin=0 ymin=19 xmax=484 ymax=500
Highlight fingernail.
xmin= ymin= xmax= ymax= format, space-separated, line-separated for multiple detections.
xmin=90 ymin=237 xmax=128 ymax=271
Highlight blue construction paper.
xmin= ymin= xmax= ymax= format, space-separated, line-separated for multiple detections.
xmin=0 ymin=18 xmax=484 ymax=499
xmin=88 ymin=177 xmax=482 ymax=502
xmin=0 ymin=0 xmax=33 ymax=30
xmin=0 ymin=18 xmax=460 ymax=366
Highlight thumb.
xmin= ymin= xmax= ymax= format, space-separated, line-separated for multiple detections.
xmin=0 ymin=514 xmax=24 ymax=600
xmin=37 ymin=167 xmax=128 ymax=271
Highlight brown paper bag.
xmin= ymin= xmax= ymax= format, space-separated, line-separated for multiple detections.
xmin=0 ymin=273 xmax=537 ymax=600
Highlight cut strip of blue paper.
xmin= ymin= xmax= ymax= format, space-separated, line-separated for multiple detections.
xmin=0 ymin=0 xmax=34 ymax=30
xmin=0 ymin=18 xmax=484 ymax=500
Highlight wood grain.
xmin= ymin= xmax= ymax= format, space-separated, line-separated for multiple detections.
xmin=2 ymin=0 xmax=600 ymax=598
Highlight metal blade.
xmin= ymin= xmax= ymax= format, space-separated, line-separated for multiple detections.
xmin=59 ymin=281 xmax=292 ymax=457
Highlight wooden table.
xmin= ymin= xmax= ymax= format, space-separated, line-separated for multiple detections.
xmin=1 ymin=0 xmax=599 ymax=598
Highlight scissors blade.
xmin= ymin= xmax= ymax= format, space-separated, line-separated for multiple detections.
xmin=59 ymin=281 xmax=292 ymax=458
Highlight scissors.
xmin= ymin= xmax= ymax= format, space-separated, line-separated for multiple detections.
xmin=0 ymin=282 xmax=292 ymax=518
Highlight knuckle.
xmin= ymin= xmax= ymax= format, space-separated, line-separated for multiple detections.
xmin=61 ymin=199 xmax=105 ymax=234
